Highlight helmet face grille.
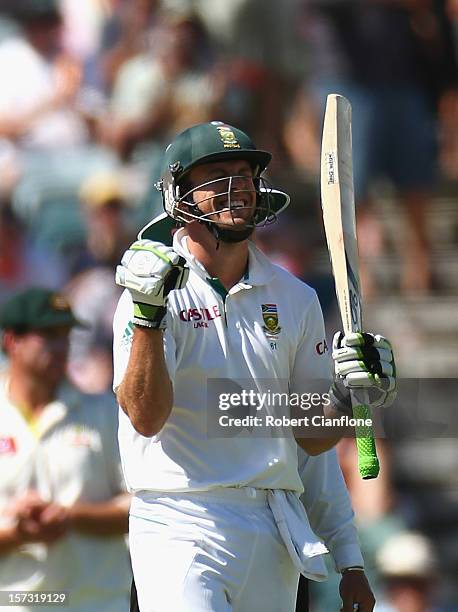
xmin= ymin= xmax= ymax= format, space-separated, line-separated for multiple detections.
xmin=167 ymin=175 xmax=278 ymax=229
xmin=157 ymin=123 xmax=289 ymax=233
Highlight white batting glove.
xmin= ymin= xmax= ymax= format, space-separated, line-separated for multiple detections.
xmin=115 ymin=240 xmax=188 ymax=328
xmin=330 ymin=332 xmax=397 ymax=413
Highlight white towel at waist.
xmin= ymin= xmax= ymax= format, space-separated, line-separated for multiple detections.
xmin=267 ymin=489 xmax=329 ymax=581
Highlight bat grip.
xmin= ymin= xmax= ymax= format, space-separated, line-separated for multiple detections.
xmin=351 ymin=389 xmax=380 ymax=479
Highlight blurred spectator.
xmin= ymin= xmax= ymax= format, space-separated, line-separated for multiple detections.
xmin=59 ymin=0 xmax=111 ymax=64
xmin=0 ymin=139 xmax=21 ymax=197
xmin=187 ymin=0 xmax=248 ymax=49
xmin=438 ymin=0 xmax=458 ymax=181
xmin=376 ymin=532 xmax=440 ymax=612
xmin=56 ymin=0 xmax=117 ymax=122
xmin=0 ymin=203 xmax=67 ymax=305
xmin=0 ymin=287 xmax=131 ymax=611
xmin=0 ymin=0 xmax=87 ymax=150
xmin=98 ymin=0 xmax=159 ymax=91
xmin=0 ymin=9 xmax=19 ymax=44
xmin=65 ymin=266 xmax=123 ymax=394
xmin=284 ymin=0 xmax=458 ymax=297
xmin=100 ymin=9 xmax=220 ymax=161
xmin=70 ymin=171 xmax=134 ymax=274
xmin=64 ymin=172 xmax=135 ymax=393
xmin=214 ymin=0 xmax=306 ymax=164
xmin=255 ymin=215 xmax=315 ymax=278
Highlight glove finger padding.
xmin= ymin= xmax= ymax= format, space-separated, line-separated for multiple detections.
xmin=116 ymin=241 xmax=188 ymax=300
xmin=336 ymin=358 xmax=394 ymax=378
xmin=331 ymin=331 xmax=397 ymax=411
xmin=115 ymin=240 xmax=189 ymax=328
xmin=115 ymin=266 xmax=166 ymax=299
xmin=336 ymin=331 xmax=391 ymax=349
xmin=120 ymin=241 xmax=184 ymax=277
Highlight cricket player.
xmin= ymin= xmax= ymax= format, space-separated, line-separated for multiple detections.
xmin=113 ymin=121 xmax=396 ymax=611
xmin=0 ymin=287 xmax=131 ymax=612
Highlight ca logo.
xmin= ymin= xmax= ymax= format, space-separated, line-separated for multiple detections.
xmin=315 ymin=340 xmax=328 ymax=355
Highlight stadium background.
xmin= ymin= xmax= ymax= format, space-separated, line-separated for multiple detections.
xmin=0 ymin=0 xmax=456 ymax=609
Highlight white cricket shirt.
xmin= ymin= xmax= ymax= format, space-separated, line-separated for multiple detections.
xmin=0 ymin=376 xmax=131 ymax=611
xmin=113 ymin=229 xmax=332 ymax=493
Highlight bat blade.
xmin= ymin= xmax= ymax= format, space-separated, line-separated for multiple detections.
xmin=320 ymin=94 xmax=379 ymax=480
xmin=320 ymin=94 xmax=362 ymax=335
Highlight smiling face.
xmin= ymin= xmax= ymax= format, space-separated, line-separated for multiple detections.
xmin=185 ymin=159 xmax=257 ymax=231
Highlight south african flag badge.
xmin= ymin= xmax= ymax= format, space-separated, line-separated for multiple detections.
xmin=262 ymin=304 xmax=281 ymax=336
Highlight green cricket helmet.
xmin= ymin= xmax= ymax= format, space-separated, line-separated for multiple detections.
xmin=151 ymin=121 xmax=290 ymax=242
xmin=162 ymin=120 xmax=272 ymax=179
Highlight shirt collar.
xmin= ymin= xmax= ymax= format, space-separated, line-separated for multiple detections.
xmin=0 ymin=374 xmax=78 ymax=438
xmin=172 ymin=228 xmax=275 ymax=289
xmin=172 ymin=228 xmax=209 ymax=280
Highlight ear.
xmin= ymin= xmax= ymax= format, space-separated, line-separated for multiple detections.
xmin=2 ymin=330 xmax=19 ymax=356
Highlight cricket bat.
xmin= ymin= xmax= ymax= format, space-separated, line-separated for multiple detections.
xmin=320 ymin=94 xmax=380 ymax=480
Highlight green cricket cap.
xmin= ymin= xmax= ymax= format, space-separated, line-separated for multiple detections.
xmin=7 ymin=0 xmax=61 ymax=24
xmin=0 ymin=287 xmax=82 ymax=332
xmin=162 ymin=121 xmax=272 ymax=179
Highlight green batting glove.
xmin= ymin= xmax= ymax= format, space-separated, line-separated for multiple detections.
xmin=331 ymin=331 xmax=397 ymax=411
xmin=116 ymin=240 xmax=188 ymax=328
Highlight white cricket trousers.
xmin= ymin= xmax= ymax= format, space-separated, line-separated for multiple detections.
xmin=129 ymin=487 xmax=300 ymax=612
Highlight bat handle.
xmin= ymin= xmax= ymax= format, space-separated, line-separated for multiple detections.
xmin=351 ymin=389 xmax=380 ymax=480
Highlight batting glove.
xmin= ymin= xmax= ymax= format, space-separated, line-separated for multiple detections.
xmin=115 ymin=240 xmax=188 ymax=329
xmin=330 ymin=332 xmax=397 ymax=414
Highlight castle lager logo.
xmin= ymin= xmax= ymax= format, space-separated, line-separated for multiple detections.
xmin=0 ymin=437 xmax=17 ymax=454
xmin=50 ymin=293 xmax=70 ymax=311
xmin=179 ymin=305 xmax=222 ymax=328
xmin=216 ymin=125 xmax=241 ymax=149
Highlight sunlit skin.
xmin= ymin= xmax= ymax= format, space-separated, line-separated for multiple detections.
xmin=185 ymin=160 xmax=256 ymax=230
xmin=9 ymin=327 xmax=70 ymax=384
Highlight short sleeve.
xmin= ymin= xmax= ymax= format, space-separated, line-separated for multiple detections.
xmin=290 ymin=290 xmax=332 ymax=394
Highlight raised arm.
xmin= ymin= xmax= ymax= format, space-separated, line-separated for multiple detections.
xmin=290 ymin=290 xmax=340 ymax=455
xmin=291 ymin=292 xmax=396 ymax=455
xmin=116 ymin=327 xmax=172 ymax=436
xmin=114 ymin=240 xmax=188 ymax=437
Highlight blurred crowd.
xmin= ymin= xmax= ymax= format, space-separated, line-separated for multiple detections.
xmin=0 ymin=0 xmax=457 ymax=610
xmin=0 ymin=0 xmax=457 ymax=386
